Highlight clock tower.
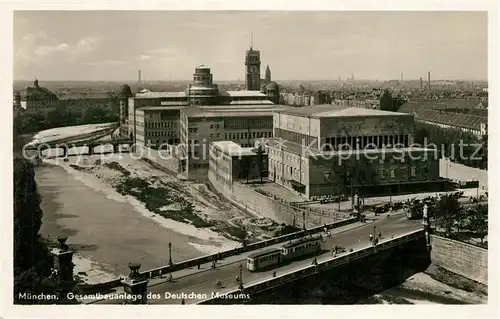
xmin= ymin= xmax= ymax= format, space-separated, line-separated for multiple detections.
xmin=245 ymin=35 xmax=261 ymax=91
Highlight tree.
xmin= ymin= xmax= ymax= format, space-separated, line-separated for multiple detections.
xmin=255 ymin=144 xmax=266 ymax=183
xmin=238 ymin=156 xmax=252 ymax=183
xmin=465 ymin=204 xmax=488 ymax=244
xmin=331 ymin=156 xmax=378 ymax=198
xmin=120 ymin=84 xmax=133 ymax=99
xmin=435 ymin=194 xmax=461 ymax=236
xmin=13 ymin=155 xmax=54 ymax=304
xmin=379 ymin=89 xmax=395 ymax=112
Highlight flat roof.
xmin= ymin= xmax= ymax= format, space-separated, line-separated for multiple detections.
xmin=212 ymin=141 xmax=256 ymax=156
xmin=247 ymin=247 xmax=281 ymax=259
xmin=219 ymin=90 xmax=268 ymax=97
xmin=134 ymin=91 xmax=187 ymax=98
xmin=266 ymin=138 xmax=443 ymax=157
xmin=181 ymin=105 xmax=288 ymax=118
xmin=136 ymin=106 xmax=186 ymax=111
xmin=277 ymin=106 xmax=411 ymax=118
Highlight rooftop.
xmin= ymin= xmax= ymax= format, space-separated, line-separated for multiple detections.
xmin=219 ymin=90 xmax=268 ymax=97
xmin=278 ymin=106 xmax=410 ymax=118
xmin=181 ymin=105 xmax=289 ymax=118
xmin=211 ymin=141 xmax=256 ymax=156
xmin=134 ymin=91 xmax=187 ymax=98
xmin=136 ymin=106 xmax=186 ymax=111
xmin=266 ymin=138 xmax=441 ymax=158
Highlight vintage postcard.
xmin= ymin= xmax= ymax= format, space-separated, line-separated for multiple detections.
xmin=1 ymin=1 xmax=498 ymax=319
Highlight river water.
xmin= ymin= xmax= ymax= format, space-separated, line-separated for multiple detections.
xmin=35 ymin=163 xmax=203 ymax=281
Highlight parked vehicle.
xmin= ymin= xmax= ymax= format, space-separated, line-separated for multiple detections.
xmin=246 ymin=235 xmax=322 ymax=272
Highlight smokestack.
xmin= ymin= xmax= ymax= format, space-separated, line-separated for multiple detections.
xmin=401 ymin=73 xmax=403 ymax=82
xmin=138 ymin=70 xmax=142 ymax=84
xmin=427 ymin=71 xmax=431 ymax=90
xmin=420 ymin=77 xmax=423 ymax=91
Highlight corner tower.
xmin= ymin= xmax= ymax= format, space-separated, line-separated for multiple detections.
xmin=245 ymin=34 xmax=261 ymax=91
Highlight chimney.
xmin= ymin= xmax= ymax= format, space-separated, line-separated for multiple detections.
xmin=428 ymin=71 xmax=431 ymax=91
xmin=401 ymin=73 xmax=403 ymax=82
xmin=420 ymin=77 xmax=423 ymax=91
xmin=138 ymin=70 xmax=142 ymax=85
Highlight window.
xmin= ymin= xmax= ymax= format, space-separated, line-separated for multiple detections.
xmin=209 ymin=124 xmax=213 ymax=129
xmin=411 ymin=167 xmax=416 ymax=177
xmin=390 ymin=169 xmax=395 ymax=178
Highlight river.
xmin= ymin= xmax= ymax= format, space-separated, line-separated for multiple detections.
xmin=35 ymin=163 xmax=204 ymax=282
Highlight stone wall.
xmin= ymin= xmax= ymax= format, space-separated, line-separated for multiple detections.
xmin=430 ymin=235 xmax=488 ymax=285
xmin=209 ymin=170 xmax=344 ymax=227
xmin=136 ymin=147 xmax=180 ymax=175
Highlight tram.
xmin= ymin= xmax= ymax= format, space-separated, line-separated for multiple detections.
xmin=246 ymin=235 xmax=322 ymax=272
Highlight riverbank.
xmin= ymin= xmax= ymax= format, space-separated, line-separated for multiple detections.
xmin=37 ymin=153 xmax=297 ymax=284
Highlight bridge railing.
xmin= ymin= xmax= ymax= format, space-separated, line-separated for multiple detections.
xmin=139 ymin=216 xmax=357 ymax=279
xmin=26 ymin=125 xmax=118 ymax=149
xmin=79 ymin=216 xmax=358 ymax=292
xmin=197 ymin=229 xmax=425 ymax=304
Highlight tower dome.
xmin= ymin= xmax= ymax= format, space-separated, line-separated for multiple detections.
xmin=265 ymin=81 xmax=279 ymax=91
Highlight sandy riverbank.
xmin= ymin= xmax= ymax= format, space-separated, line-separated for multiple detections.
xmin=38 ymin=153 xmax=294 ymax=284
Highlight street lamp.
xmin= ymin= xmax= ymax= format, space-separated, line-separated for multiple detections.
xmin=238 ymin=264 xmax=244 ymax=290
xmin=303 ymin=211 xmax=306 ymax=231
xmin=372 ymin=225 xmax=378 ymax=246
xmin=168 ymin=242 xmax=173 ymax=266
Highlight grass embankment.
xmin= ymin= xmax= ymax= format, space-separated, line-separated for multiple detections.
xmin=100 ymin=162 xmax=212 ymax=228
xmin=101 ymin=162 xmax=255 ymax=242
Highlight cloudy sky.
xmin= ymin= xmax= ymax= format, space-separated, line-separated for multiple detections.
xmin=14 ymin=11 xmax=487 ymax=81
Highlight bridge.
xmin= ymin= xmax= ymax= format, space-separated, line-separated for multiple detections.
xmin=88 ymin=212 xmax=425 ymax=305
xmin=25 ymin=138 xmax=134 ymax=157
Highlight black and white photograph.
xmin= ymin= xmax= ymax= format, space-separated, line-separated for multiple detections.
xmin=2 ymin=3 xmax=498 ymax=318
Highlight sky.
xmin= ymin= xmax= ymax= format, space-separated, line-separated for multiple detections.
xmin=14 ymin=11 xmax=488 ymax=82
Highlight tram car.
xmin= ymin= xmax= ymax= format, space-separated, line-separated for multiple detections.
xmin=246 ymin=235 xmax=322 ymax=272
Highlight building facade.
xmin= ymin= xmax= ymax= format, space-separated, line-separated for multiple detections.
xmin=135 ymin=107 xmax=181 ymax=147
xmin=126 ymin=65 xmax=275 ymax=144
xmin=267 ymin=106 xmax=442 ymax=199
xmin=178 ymin=105 xmax=284 ymax=180
xmin=208 ymin=141 xmax=264 ymax=187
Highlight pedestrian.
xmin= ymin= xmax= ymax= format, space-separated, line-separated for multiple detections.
xmin=197 ymin=261 xmax=200 ymax=270
xmin=369 ymin=234 xmax=373 ymax=242
xmin=181 ymin=298 xmax=185 ymax=305
xmin=273 ymin=271 xmax=276 ymax=278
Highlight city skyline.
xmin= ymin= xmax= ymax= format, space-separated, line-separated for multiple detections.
xmin=14 ymin=11 xmax=488 ymax=82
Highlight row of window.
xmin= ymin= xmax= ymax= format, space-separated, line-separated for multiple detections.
xmin=191 ymin=163 xmax=209 ymax=169
xmin=146 ymin=139 xmax=180 ymax=145
xmin=323 ymin=135 xmax=410 ymax=150
xmin=145 ymin=122 xmax=177 ymax=129
xmin=224 ymin=131 xmax=272 ymax=140
xmin=147 ymin=131 xmax=177 ymax=137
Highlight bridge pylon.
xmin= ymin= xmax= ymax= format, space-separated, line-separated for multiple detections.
xmin=121 ymin=263 xmax=149 ymax=304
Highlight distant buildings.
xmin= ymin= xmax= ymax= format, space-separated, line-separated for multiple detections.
xmin=14 ymin=79 xmax=120 ymax=114
xmin=399 ymin=100 xmax=488 ymax=136
xmin=14 ymin=79 xmax=58 ymax=113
